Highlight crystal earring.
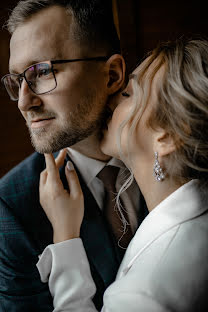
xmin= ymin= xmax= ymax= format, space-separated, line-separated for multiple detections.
xmin=153 ymin=152 xmax=165 ymax=181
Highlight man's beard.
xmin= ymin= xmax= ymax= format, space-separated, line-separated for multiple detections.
xmin=29 ymin=122 xmax=97 ymax=153
xmin=28 ymin=106 xmax=110 ymax=154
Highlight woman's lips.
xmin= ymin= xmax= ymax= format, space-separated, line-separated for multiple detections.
xmin=30 ymin=118 xmax=55 ymax=129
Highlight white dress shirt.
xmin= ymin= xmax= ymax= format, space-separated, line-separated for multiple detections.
xmin=67 ymin=148 xmax=141 ymax=233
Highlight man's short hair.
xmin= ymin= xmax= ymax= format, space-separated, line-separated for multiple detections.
xmin=7 ymin=0 xmax=120 ymax=55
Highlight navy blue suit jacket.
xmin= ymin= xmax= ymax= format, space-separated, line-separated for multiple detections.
xmin=0 ymin=152 xmax=126 ymax=312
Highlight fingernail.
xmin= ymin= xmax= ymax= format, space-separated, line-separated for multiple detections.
xmin=67 ymin=161 xmax=74 ymax=171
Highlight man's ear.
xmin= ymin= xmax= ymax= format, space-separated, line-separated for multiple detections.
xmin=153 ymin=129 xmax=177 ymax=157
xmin=105 ymin=54 xmax=126 ymax=94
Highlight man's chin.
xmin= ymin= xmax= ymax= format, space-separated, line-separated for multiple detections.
xmin=30 ymin=135 xmax=59 ymax=154
xmin=31 ymin=143 xmax=56 ymax=154
xmin=29 ymin=126 xmax=64 ymax=153
xmin=29 ymin=130 xmax=84 ymax=154
xmin=29 ymin=121 xmax=100 ymax=154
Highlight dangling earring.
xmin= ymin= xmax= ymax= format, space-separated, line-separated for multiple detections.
xmin=153 ymin=152 xmax=165 ymax=181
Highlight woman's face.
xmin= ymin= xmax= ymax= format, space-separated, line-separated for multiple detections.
xmin=100 ymin=62 xmax=162 ymax=167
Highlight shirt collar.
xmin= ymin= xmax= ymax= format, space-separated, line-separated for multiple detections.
xmin=67 ymin=147 xmax=125 ymax=187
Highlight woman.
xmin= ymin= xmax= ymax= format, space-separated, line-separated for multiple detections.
xmin=37 ymin=38 xmax=208 ymax=311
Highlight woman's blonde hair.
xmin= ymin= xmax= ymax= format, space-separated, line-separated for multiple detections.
xmin=116 ymin=38 xmax=208 ymax=227
xmin=119 ymin=37 xmax=208 ymax=183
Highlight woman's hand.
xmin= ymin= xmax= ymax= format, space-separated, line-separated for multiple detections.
xmin=39 ymin=149 xmax=84 ymax=244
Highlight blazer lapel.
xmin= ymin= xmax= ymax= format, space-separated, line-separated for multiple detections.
xmin=120 ymin=179 xmax=208 ymax=275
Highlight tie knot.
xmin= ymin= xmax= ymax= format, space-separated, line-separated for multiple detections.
xmin=97 ymin=165 xmax=119 ymax=192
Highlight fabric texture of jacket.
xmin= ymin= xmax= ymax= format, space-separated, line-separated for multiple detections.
xmin=0 ymin=152 xmax=133 ymax=312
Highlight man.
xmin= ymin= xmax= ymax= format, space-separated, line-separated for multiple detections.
xmin=0 ymin=0 xmax=143 ymax=310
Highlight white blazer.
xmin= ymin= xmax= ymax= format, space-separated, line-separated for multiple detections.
xmin=37 ymin=180 xmax=208 ymax=311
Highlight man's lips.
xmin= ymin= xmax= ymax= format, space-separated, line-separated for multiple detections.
xmin=30 ymin=117 xmax=55 ymax=129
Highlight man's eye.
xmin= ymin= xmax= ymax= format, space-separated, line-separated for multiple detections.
xmin=121 ymin=91 xmax=130 ymax=97
xmin=38 ymin=68 xmax=51 ymax=77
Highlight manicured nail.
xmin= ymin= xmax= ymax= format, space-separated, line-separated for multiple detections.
xmin=67 ymin=161 xmax=74 ymax=171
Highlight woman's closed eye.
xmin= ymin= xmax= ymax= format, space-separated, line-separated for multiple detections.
xmin=121 ymin=91 xmax=130 ymax=97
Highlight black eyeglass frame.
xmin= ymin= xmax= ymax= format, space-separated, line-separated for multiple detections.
xmin=1 ymin=56 xmax=110 ymax=101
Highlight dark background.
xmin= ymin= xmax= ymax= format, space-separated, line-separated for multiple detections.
xmin=0 ymin=0 xmax=207 ymax=177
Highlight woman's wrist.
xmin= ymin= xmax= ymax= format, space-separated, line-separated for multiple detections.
xmin=53 ymin=230 xmax=80 ymax=244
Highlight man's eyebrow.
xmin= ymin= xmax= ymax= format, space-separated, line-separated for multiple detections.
xmin=9 ymin=66 xmax=19 ymax=74
xmin=9 ymin=59 xmax=50 ymax=74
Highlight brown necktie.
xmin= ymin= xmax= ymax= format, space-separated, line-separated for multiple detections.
xmin=97 ymin=165 xmax=133 ymax=250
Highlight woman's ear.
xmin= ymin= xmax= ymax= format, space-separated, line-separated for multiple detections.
xmin=105 ymin=54 xmax=126 ymax=94
xmin=153 ymin=129 xmax=177 ymax=157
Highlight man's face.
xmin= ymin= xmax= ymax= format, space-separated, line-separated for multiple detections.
xmin=9 ymin=6 xmax=109 ymax=153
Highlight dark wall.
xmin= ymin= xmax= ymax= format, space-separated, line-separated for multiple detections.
xmin=117 ymin=0 xmax=208 ymax=73
xmin=0 ymin=0 xmax=34 ymax=178
xmin=0 ymin=0 xmax=208 ymax=177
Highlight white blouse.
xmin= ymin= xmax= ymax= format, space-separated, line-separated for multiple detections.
xmin=37 ymin=180 xmax=208 ymax=311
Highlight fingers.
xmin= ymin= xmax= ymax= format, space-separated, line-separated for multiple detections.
xmin=55 ymin=149 xmax=67 ymax=168
xmin=65 ymin=161 xmax=83 ymax=199
xmin=44 ymin=149 xmax=67 ymax=180
xmin=44 ymin=153 xmax=59 ymax=180
xmin=40 ymin=169 xmax=47 ymax=186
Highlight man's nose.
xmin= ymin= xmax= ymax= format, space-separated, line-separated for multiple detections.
xmin=18 ymin=79 xmax=42 ymax=111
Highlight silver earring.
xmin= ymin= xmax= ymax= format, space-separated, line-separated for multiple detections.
xmin=153 ymin=152 xmax=165 ymax=181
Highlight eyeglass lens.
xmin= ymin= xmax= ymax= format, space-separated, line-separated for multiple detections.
xmin=3 ymin=63 xmax=56 ymax=101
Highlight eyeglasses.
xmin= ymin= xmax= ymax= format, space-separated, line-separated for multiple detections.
xmin=1 ymin=56 xmax=109 ymax=101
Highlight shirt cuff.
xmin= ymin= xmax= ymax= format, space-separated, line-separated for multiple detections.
xmin=36 ymin=238 xmax=97 ymax=311
xmin=36 ymin=238 xmax=87 ymax=283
